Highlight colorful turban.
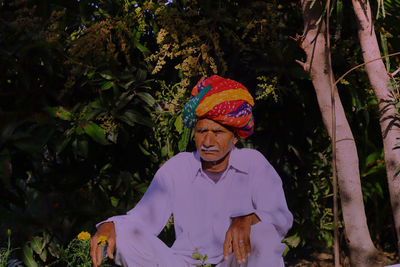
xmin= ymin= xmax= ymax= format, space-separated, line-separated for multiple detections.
xmin=182 ymin=75 xmax=255 ymax=138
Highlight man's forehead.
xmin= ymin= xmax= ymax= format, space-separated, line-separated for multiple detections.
xmin=195 ymin=119 xmax=227 ymax=130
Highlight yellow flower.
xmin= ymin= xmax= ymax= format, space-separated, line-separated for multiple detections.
xmin=97 ymin=236 xmax=108 ymax=245
xmin=77 ymin=231 xmax=91 ymax=241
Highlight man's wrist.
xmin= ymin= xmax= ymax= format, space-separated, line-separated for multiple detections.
xmin=98 ymin=221 xmax=115 ymax=231
xmin=232 ymin=213 xmax=260 ymax=225
xmin=250 ymin=213 xmax=261 ymax=225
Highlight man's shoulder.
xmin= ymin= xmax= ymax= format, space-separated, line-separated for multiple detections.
xmin=230 ymin=148 xmax=270 ymax=173
xmin=159 ymin=152 xmax=196 ymax=172
xmin=167 ymin=151 xmax=194 ymax=162
xmin=233 ymin=147 xmax=268 ymax=163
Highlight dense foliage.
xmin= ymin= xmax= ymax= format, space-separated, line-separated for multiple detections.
xmin=1 ymin=0 xmax=400 ymax=265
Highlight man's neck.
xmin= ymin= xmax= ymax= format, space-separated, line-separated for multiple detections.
xmin=201 ymin=151 xmax=231 ymax=172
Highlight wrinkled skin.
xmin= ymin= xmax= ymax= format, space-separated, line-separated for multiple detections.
xmin=194 ymin=118 xmax=238 ymax=172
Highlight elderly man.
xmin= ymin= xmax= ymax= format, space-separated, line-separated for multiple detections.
xmin=90 ymin=75 xmax=293 ymax=267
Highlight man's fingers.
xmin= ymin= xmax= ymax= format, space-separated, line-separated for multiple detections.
xmin=232 ymin=237 xmax=242 ymax=264
xmin=223 ymin=232 xmax=233 ymax=260
xmin=233 ymin=234 xmax=251 ymax=264
xmin=246 ymin=237 xmax=252 ymax=257
xmin=107 ymin=238 xmax=115 ymax=259
xmin=91 ymin=244 xmax=101 ymax=267
xmin=90 ymin=237 xmax=99 ymax=267
xmin=96 ymin=243 xmax=103 ymax=266
xmin=239 ymin=239 xmax=247 ymax=263
xmin=90 ymin=223 xmax=116 ymax=266
xmin=231 ymin=230 xmax=244 ymax=264
xmin=225 ymin=216 xmax=253 ymax=264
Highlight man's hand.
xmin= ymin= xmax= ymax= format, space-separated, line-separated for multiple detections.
xmin=223 ymin=213 xmax=260 ymax=264
xmin=90 ymin=222 xmax=116 ymax=267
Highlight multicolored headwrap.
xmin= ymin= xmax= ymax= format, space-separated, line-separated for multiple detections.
xmin=182 ymin=75 xmax=255 ymax=138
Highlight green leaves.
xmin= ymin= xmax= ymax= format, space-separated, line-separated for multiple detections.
xmin=23 ymin=245 xmax=38 ymax=267
xmin=99 ymin=72 xmax=113 ymax=80
xmin=101 ymin=81 xmax=114 ymax=91
xmin=283 ymin=233 xmax=303 ymax=256
xmin=23 ymin=235 xmax=49 ymax=267
xmin=57 ymin=236 xmax=94 ymax=266
xmin=134 ymin=40 xmax=151 ymax=54
xmin=31 ymin=237 xmax=47 ymax=262
xmin=362 ymin=151 xmax=385 ymax=177
xmin=174 ymin=115 xmax=183 ymax=134
xmin=137 ymin=92 xmax=155 ymax=106
xmin=136 ymin=68 xmax=148 ymax=82
xmin=284 ymin=233 xmax=302 ymax=248
xmin=120 ymin=110 xmax=154 ymax=128
xmin=22 ymin=233 xmax=52 ymax=266
xmin=335 ymin=0 xmax=343 ymax=41
xmin=83 ymin=122 xmax=109 ymax=145
xmin=178 ymin=128 xmax=191 ymax=152
xmin=174 ymin=115 xmax=191 ymax=152
xmin=192 ymin=251 xmax=211 ymax=267
xmin=46 ymin=107 xmax=72 ymax=121
xmin=110 ymin=196 xmax=119 ymax=207
xmin=192 ymin=252 xmax=202 ymax=260
xmin=380 ymin=31 xmax=390 ymax=71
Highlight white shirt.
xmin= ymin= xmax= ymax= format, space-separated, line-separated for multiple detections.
xmin=103 ymin=148 xmax=293 ymax=264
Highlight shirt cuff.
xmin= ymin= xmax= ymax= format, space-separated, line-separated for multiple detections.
xmin=253 ymin=210 xmax=273 ymax=224
xmin=230 ymin=210 xmax=274 ymax=226
xmin=95 ymin=216 xmax=118 ymax=229
xmin=230 ymin=209 xmax=256 ymax=219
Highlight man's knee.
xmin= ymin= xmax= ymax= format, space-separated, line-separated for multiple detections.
xmin=249 ymin=222 xmax=286 ymax=266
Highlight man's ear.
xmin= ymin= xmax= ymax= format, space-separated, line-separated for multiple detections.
xmin=233 ymin=135 xmax=239 ymax=145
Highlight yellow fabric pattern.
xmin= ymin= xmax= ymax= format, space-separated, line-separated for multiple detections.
xmin=195 ymin=89 xmax=255 ymax=117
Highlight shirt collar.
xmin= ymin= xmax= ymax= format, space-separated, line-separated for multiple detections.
xmin=191 ymin=151 xmax=203 ymax=179
xmin=190 ymin=147 xmax=249 ymax=182
xmin=227 ymin=147 xmax=249 ymax=174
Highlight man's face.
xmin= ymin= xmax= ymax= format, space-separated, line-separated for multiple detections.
xmin=194 ymin=118 xmax=238 ymax=162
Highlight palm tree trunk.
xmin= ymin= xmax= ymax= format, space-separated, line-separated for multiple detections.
xmin=352 ymin=0 xmax=400 ymax=256
xmin=297 ymin=0 xmax=382 ymax=266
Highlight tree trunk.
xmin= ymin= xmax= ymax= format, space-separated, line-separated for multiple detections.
xmin=298 ymin=1 xmax=382 ymax=266
xmin=352 ymin=0 xmax=400 ymax=256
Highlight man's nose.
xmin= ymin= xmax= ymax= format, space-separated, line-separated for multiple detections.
xmin=203 ymin=132 xmax=216 ymax=147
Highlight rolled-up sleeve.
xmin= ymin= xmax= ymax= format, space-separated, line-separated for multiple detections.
xmin=251 ymin=157 xmax=293 ymax=238
xmin=98 ymin=169 xmax=172 ymax=236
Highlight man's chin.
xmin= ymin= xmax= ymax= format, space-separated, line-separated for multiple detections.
xmin=199 ymin=153 xmax=221 ymax=162
xmin=200 ymin=157 xmax=220 ymax=162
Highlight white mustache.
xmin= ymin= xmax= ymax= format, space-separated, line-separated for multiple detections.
xmin=201 ymin=145 xmax=220 ymax=151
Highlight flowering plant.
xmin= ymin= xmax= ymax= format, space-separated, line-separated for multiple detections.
xmin=0 ymin=230 xmax=23 ymax=267
xmin=56 ymin=231 xmax=111 ymax=267
xmin=77 ymin=232 xmax=91 ymax=241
